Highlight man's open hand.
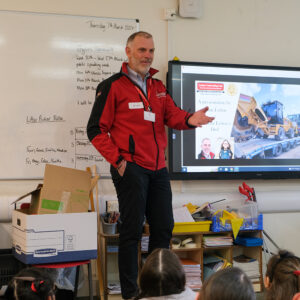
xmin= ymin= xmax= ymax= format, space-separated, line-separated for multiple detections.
xmin=188 ymin=106 xmax=215 ymax=127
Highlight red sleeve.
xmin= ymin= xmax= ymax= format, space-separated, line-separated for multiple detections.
xmin=163 ymin=88 xmax=194 ymax=130
xmin=87 ymin=79 xmax=121 ymax=168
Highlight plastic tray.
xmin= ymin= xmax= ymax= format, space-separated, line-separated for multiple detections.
xmin=173 ymin=221 xmax=212 ymax=233
xmin=211 ymin=214 xmax=263 ymax=232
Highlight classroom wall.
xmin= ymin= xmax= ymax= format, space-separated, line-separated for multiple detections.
xmin=168 ymin=0 xmax=300 ymax=66
xmin=1 ymin=0 xmax=300 ymax=286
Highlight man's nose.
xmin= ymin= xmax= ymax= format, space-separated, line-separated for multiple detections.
xmin=144 ymin=51 xmax=153 ymax=59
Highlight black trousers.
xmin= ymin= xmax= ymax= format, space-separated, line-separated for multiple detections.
xmin=110 ymin=162 xmax=174 ymax=299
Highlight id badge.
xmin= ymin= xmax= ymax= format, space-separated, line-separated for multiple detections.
xmin=144 ymin=111 xmax=155 ymax=122
xmin=129 ymin=102 xmax=144 ymax=109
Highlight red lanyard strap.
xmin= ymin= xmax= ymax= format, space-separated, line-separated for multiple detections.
xmin=134 ymin=79 xmax=152 ymax=111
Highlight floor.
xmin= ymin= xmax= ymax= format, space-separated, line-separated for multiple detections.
xmin=78 ymin=292 xmax=265 ymax=299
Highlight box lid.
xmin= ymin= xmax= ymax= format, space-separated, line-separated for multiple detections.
xmin=11 ymin=184 xmax=42 ymax=205
xmin=44 ymin=164 xmax=91 ymax=193
xmin=12 ymin=165 xmax=92 ymax=214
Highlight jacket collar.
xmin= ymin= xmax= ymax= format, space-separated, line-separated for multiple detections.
xmin=121 ymin=62 xmax=158 ymax=77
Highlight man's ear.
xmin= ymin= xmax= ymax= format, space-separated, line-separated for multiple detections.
xmin=292 ymin=293 xmax=300 ymax=300
xmin=264 ymin=276 xmax=270 ymax=289
xmin=125 ymin=46 xmax=131 ymax=57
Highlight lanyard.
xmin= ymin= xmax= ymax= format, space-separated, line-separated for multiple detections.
xmin=134 ymin=78 xmax=152 ymax=111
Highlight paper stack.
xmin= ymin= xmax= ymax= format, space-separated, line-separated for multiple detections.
xmin=107 ymin=282 xmax=121 ymax=294
xmin=203 ymin=235 xmax=233 ymax=247
xmin=180 ymin=258 xmax=202 ymax=290
xmin=233 ymin=255 xmax=260 ymax=282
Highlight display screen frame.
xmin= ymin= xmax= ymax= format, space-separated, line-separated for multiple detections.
xmin=167 ymin=60 xmax=300 ymax=180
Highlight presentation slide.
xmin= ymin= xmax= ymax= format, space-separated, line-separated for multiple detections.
xmin=168 ymin=61 xmax=300 ymax=179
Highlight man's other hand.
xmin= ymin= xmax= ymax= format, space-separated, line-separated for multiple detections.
xmin=117 ymin=160 xmax=127 ymax=176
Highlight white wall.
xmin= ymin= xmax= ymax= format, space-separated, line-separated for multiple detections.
xmin=1 ymin=0 xmax=300 ymax=283
xmin=169 ymin=0 xmax=300 ymax=66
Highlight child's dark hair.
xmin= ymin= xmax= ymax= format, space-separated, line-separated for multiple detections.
xmin=265 ymin=250 xmax=300 ymax=300
xmin=4 ymin=267 xmax=55 ymax=300
xmin=200 ymin=267 xmax=255 ymax=300
xmin=137 ymin=248 xmax=185 ymax=298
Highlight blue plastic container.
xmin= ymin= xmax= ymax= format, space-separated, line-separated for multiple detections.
xmin=211 ymin=213 xmax=263 ymax=232
xmin=234 ymin=236 xmax=263 ymax=247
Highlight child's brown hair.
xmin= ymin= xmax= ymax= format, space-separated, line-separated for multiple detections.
xmin=265 ymin=250 xmax=300 ymax=300
xmin=4 ymin=267 xmax=55 ymax=300
xmin=199 ymin=267 xmax=255 ymax=300
xmin=137 ymin=248 xmax=185 ymax=298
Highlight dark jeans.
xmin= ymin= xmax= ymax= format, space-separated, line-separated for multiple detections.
xmin=110 ymin=162 xmax=174 ymax=299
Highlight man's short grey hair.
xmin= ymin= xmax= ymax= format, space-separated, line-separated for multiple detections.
xmin=201 ymin=137 xmax=211 ymax=144
xmin=126 ymin=31 xmax=153 ymax=46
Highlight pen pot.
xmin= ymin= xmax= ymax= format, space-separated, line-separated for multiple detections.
xmin=100 ymin=214 xmax=118 ymax=235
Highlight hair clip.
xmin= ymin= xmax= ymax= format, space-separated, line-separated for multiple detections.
xmin=31 ymin=282 xmax=37 ymax=293
xmin=294 ymin=270 xmax=300 ymax=276
xmin=280 ymin=251 xmax=293 ymax=259
xmin=31 ymin=280 xmax=44 ymax=293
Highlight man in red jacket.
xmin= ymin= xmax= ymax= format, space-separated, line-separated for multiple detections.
xmin=87 ymin=31 xmax=214 ymax=299
xmin=198 ymin=137 xmax=215 ymax=159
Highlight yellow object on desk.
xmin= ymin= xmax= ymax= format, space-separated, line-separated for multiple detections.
xmin=214 ymin=210 xmax=244 ymax=238
xmin=231 ymin=218 xmax=244 ymax=239
xmin=219 ymin=210 xmax=236 ymax=225
xmin=184 ymin=202 xmax=198 ymax=214
xmin=173 ymin=221 xmax=212 ymax=233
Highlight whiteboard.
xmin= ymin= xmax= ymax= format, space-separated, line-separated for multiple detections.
xmin=0 ymin=11 xmax=138 ymax=179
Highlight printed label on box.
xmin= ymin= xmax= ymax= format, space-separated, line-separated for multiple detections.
xmin=34 ymin=248 xmax=58 ymax=257
xmin=65 ymin=235 xmax=76 ymax=250
xmin=27 ymin=230 xmax=64 ymax=252
xmin=14 ymin=229 xmax=65 ymax=257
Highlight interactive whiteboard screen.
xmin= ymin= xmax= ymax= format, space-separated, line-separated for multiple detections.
xmin=168 ymin=60 xmax=300 ymax=180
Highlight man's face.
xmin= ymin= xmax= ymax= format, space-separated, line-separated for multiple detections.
xmin=201 ymin=139 xmax=211 ymax=154
xmin=126 ymin=36 xmax=154 ymax=78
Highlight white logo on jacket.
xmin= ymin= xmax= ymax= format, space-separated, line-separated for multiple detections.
xmin=156 ymin=92 xmax=166 ymax=98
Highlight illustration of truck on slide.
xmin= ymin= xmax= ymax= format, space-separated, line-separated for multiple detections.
xmin=231 ymin=94 xmax=298 ymax=142
xmin=287 ymin=114 xmax=300 ymax=127
xmin=231 ymin=94 xmax=300 ymax=159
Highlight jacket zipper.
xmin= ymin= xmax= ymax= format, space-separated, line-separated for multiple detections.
xmin=129 ymin=134 xmax=136 ymax=163
xmin=152 ymin=122 xmax=159 ymax=170
xmin=123 ymin=73 xmax=160 ymax=170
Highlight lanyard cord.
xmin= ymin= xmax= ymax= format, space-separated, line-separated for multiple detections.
xmin=134 ymin=78 xmax=152 ymax=111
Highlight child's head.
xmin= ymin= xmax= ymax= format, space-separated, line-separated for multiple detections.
xmin=198 ymin=267 xmax=255 ymax=300
xmin=4 ymin=267 xmax=56 ymax=300
xmin=265 ymin=250 xmax=300 ymax=300
xmin=138 ymin=248 xmax=185 ymax=298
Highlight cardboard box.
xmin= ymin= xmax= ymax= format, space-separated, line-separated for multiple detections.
xmin=12 ymin=210 xmax=97 ymax=264
xmin=14 ymin=164 xmax=91 ymax=214
xmin=11 ymin=164 xmax=97 ymax=264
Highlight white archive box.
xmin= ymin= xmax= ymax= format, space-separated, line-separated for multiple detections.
xmin=12 ymin=210 xmax=97 ymax=264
